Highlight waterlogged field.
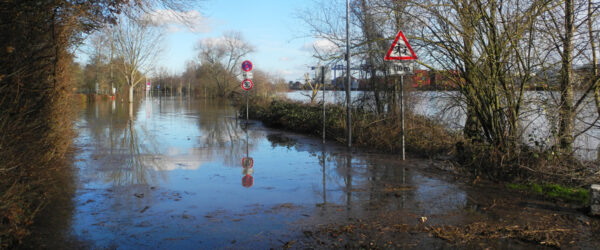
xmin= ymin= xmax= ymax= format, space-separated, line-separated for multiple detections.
xmin=31 ymin=96 xmax=600 ymax=248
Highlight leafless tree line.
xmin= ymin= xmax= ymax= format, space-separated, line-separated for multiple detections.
xmin=300 ymin=0 xmax=600 ymax=161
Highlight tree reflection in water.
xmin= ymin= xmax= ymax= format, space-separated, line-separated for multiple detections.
xmin=82 ymin=98 xmax=163 ymax=186
xmin=193 ymin=99 xmax=249 ymax=167
xmin=81 ymin=97 xmax=262 ymax=186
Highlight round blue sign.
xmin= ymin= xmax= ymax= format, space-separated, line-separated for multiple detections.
xmin=241 ymin=60 xmax=253 ymax=72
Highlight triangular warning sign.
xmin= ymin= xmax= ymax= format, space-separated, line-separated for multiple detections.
xmin=384 ymin=30 xmax=417 ymax=60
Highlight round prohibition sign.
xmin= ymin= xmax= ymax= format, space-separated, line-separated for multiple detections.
xmin=242 ymin=174 xmax=254 ymax=188
xmin=241 ymin=60 xmax=253 ymax=72
xmin=241 ymin=79 xmax=254 ymax=91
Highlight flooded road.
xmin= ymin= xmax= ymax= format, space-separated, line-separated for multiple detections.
xmin=47 ymin=96 xmax=599 ymax=248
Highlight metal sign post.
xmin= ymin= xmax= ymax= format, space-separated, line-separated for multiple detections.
xmin=315 ymin=65 xmax=331 ymax=144
xmin=241 ymin=79 xmax=254 ymax=122
xmin=241 ymin=60 xmax=253 ymax=125
xmin=322 ymin=66 xmax=326 ymax=144
xmin=384 ymin=30 xmax=417 ymax=161
xmin=401 ymin=73 xmax=405 ymax=161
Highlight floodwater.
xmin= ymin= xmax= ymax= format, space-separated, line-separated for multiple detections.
xmin=286 ymin=90 xmax=600 ymax=161
xmin=33 ymin=96 xmax=600 ymax=248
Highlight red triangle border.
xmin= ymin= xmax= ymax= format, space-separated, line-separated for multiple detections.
xmin=384 ymin=30 xmax=418 ymax=61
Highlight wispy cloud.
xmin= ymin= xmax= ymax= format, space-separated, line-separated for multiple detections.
xmin=146 ymin=9 xmax=212 ymax=33
xmin=279 ymin=56 xmax=293 ymax=62
xmin=301 ymin=39 xmax=340 ymax=54
xmin=277 ymin=69 xmax=300 ymax=79
xmin=197 ymin=36 xmax=244 ymax=48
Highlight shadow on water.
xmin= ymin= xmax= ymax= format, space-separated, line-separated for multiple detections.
xmin=36 ymin=96 xmax=600 ymax=249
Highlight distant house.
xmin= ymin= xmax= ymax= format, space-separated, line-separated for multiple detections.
xmin=404 ymin=70 xmax=459 ymax=90
xmin=288 ymin=81 xmax=303 ymax=90
xmin=431 ymin=70 xmax=460 ymax=89
xmin=412 ymin=70 xmax=431 ymax=88
xmin=333 ymin=77 xmax=359 ymax=90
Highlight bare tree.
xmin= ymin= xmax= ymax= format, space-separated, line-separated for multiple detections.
xmin=195 ymin=31 xmax=254 ymax=97
xmin=112 ymin=18 xmax=163 ymax=102
xmin=301 ymin=72 xmax=322 ymax=103
xmin=408 ymin=0 xmax=551 ymax=153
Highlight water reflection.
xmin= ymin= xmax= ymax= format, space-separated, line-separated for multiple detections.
xmin=241 ymin=127 xmax=254 ymax=188
xmin=80 ymin=99 xmax=163 ymax=186
xmin=72 ymin=97 xmax=475 ymax=248
xmin=264 ymin=134 xmax=468 ymax=216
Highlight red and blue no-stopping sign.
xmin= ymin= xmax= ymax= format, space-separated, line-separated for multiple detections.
xmin=241 ymin=60 xmax=253 ymax=72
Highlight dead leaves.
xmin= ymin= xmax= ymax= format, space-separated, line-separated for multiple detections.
xmin=428 ymin=222 xmax=572 ymax=248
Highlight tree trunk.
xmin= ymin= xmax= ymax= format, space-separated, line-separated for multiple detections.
xmin=558 ymin=0 xmax=575 ymax=154
xmin=129 ymin=102 xmax=134 ymax=119
xmin=464 ymin=104 xmax=481 ymax=140
xmin=129 ymin=85 xmax=134 ymax=103
xmin=460 ymin=0 xmax=482 ymax=141
xmin=589 ymin=0 xmax=600 ymax=119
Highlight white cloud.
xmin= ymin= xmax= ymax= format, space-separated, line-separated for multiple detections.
xmin=198 ymin=36 xmax=244 ymax=48
xmin=301 ymin=39 xmax=340 ymax=54
xmin=146 ymin=9 xmax=211 ymax=33
xmin=279 ymin=56 xmax=293 ymax=62
xmin=277 ymin=69 xmax=304 ymax=80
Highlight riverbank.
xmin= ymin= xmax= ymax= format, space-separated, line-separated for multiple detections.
xmin=1 ymin=90 xmax=79 ymax=248
xmin=238 ymin=96 xmax=600 ymax=207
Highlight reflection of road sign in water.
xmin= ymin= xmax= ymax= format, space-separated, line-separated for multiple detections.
xmin=242 ymin=175 xmax=253 ymax=188
xmin=241 ymin=79 xmax=253 ymax=91
xmin=241 ymin=60 xmax=253 ymax=72
xmin=241 ymin=157 xmax=254 ymax=168
xmin=146 ymin=82 xmax=151 ymax=91
xmin=242 ymin=167 xmax=254 ymax=176
xmin=384 ymin=30 xmax=417 ymax=60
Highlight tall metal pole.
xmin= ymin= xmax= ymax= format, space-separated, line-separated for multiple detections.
xmin=401 ymin=74 xmax=405 ymax=160
xmin=345 ymin=0 xmax=352 ymax=147
xmin=321 ymin=146 xmax=326 ymax=205
xmin=322 ymin=66 xmax=326 ymax=144
xmin=246 ymin=91 xmax=249 ymax=124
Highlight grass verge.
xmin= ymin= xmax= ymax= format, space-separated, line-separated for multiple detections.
xmin=506 ymin=183 xmax=590 ymax=205
xmin=241 ymin=98 xmax=458 ymax=157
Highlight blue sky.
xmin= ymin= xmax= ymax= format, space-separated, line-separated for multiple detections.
xmin=156 ymin=0 xmax=320 ymax=82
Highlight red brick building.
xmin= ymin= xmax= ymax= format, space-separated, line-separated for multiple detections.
xmin=412 ymin=70 xmax=431 ymax=88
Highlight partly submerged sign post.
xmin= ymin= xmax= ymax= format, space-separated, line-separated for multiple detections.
xmin=384 ymin=30 xmax=417 ymax=161
xmin=315 ymin=66 xmax=331 ymax=144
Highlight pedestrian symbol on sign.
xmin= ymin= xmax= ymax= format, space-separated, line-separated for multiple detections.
xmin=394 ymin=44 xmax=408 ymax=56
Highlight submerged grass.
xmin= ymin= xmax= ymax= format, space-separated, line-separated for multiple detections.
xmin=506 ymin=183 xmax=590 ymax=205
xmin=239 ymin=96 xmax=596 ymax=208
